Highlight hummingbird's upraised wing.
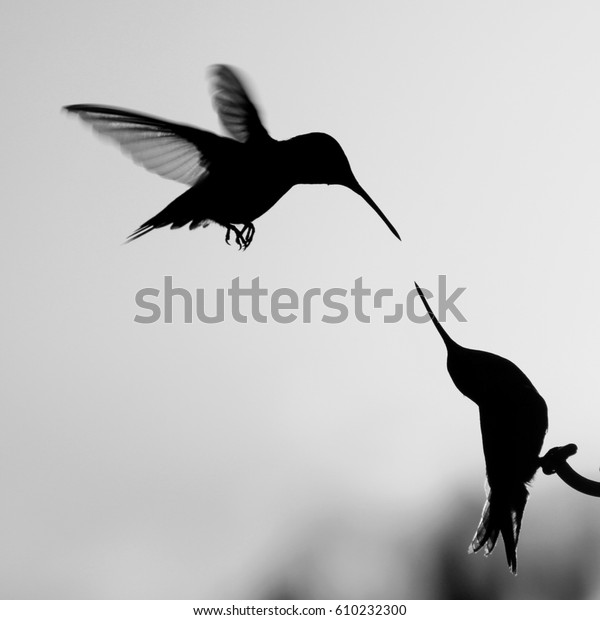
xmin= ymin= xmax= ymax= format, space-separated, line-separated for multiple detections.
xmin=64 ymin=105 xmax=230 ymax=185
xmin=209 ymin=65 xmax=271 ymax=144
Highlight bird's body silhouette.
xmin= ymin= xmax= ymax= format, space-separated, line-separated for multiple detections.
xmin=64 ymin=65 xmax=400 ymax=248
xmin=415 ymin=283 xmax=548 ymax=574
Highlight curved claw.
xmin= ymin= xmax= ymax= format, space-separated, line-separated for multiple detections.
xmin=540 ymin=444 xmax=600 ymax=497
xmin=225 ymin=225 xmax=245 ymax=250
xmin=240 ymin=223 xmax=255 ymax=250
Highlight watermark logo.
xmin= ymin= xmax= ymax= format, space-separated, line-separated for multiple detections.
xmin=133 ymin=275 xmax=466 ymax=325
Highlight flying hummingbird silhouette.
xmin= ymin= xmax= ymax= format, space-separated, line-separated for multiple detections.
xmin=414 ymin=283 xmax=548 ymax=574
xmin=63 ymin=65 xmax=400 ymax=249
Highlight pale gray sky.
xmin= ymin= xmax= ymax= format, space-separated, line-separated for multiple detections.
xmin=2 ymin=0 xmax=600 ymax=598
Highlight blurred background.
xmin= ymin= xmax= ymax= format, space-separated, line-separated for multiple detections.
xmin=2 ymin=0 xmax=600 ymax=599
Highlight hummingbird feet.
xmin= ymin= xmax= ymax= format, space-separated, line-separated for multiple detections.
xmin=225 ymin=223 xmax=255 ymax=250
xmin=225 ymin=225 xmax=246 ymax=250
xmin=240 ymin=223 xmax=255 ymax=248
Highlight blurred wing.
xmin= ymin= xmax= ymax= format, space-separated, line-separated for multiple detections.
xmin=209 ymin=65 xmax=270 ymax=143
xmin=64 ymin=104 xmax=227 ymax=185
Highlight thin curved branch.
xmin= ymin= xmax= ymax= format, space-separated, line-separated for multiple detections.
xmin=540 ymin=444 xmax=600 ymax=497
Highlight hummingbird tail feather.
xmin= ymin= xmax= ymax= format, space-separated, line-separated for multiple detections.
xmin=469 ymin=485 xmax=528 ymax=574
xmin=125 ymin=204 xmax=175 ymax=242
xmin=126 ymin=223 xmax=155 ymax=243
xmin=125 ymin=181 xmax=215 ymax=243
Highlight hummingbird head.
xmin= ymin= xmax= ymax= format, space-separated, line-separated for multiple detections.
xmin=292 ymin=132 xmax=355 ymax=185
xmin=289 ymin=132 xmax=401 ymax=240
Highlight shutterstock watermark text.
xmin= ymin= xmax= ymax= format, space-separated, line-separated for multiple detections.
xmin=133 ymin=275 xmax=466 ymax=325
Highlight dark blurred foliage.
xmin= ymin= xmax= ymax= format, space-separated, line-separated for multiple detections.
xmin=256 ymin=489 xmax=600 ymax=600
xmin=425 ymin=496 xmax=597 ymax=599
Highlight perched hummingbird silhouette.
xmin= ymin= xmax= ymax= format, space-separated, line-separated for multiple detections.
xmin=414 ymin=283 xmax=548 ymax=574
xmin=64 ymin=65 xmax=400 ymax=249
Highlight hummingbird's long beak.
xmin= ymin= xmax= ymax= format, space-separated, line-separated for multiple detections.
xmin=349 ymin=180 xmax=401 ymax=241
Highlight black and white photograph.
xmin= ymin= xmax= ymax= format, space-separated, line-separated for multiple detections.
xmin=2 ymin=0 xmax=600 ymax=612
